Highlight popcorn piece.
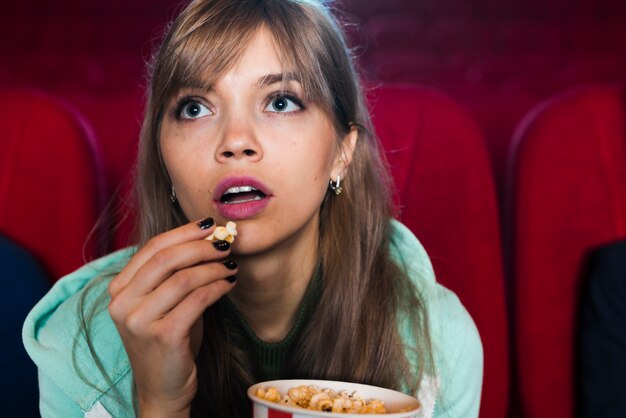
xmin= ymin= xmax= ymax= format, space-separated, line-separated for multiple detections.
xmin=206 ymin=221 xmax=238 ymax=243
xmin=256 ymin=387 xmax=281 ymax=403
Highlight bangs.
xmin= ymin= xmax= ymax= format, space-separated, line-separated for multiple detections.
xmin=152 ymin=0 xmax=336 ymax=116
xmin=158 ymin=2 xmax=262 ymax=103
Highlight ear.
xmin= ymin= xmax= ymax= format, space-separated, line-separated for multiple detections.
xmin=330 ymin=126 xmax=358 ymax=180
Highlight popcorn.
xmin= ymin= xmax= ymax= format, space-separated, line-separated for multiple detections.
xmin=256 ymin=385 xmax=387 ymax=414
xmin=256 ymin=387 xmax=281 ymax=403
xmin=206 ymin=221 xmax=237 ymax=243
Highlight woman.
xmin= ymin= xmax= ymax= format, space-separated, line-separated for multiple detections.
xmin=23 ymin=1 xmax=483 ymax=417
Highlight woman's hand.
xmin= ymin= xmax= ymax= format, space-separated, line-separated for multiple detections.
xmin=107 ymin=218 xmax=237 ymax=417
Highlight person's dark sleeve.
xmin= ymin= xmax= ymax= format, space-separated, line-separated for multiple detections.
xmin=579 ymin=240 xmax=626 ymax=418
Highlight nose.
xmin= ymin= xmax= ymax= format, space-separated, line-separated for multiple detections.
xmin=215 ymin=114 xmax=263 ymax=163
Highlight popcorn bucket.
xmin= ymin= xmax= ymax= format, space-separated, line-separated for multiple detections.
xmin=248 ymin=379 xmax=421 ymax=418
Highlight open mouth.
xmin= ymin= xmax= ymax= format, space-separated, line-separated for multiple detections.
xmin=220 ymin=185 xmax=267 ymax=204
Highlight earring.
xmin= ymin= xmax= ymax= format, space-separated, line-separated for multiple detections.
xmin=170 ymin=186 xmax=177 ymax=203
xmin=329 ymin=175 xmax=342 ymax=195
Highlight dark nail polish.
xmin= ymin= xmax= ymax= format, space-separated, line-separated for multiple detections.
xmin=198 ymin=217 xmax=214 ymax=229
xmin=227 ymin=275 xmax=237 ymax=283
xmin=223 ymin=260 xmax=237 ymax=270
xmin=213 ymin=240 xmax=230 ymax=251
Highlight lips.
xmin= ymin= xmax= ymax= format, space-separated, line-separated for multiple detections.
xmin=213 ymin=176 xmax=273 ymax=220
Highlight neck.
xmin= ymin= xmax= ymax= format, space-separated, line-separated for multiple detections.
xmin=228 ymin=220 xmax=319 ymax=343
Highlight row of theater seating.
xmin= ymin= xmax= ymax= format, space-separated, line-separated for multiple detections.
xmin=3 ymin=9 xmax=624 ymax=196
xmin=1 ymin=82 xmax=624 ymax=418
xmin=345 ymin=6 xmax=626 ymax=185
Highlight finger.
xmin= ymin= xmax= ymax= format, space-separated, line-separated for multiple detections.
xmin=109 ymin=217 xmax=216 ymax=297
xmin=125 ymin=260 xmax=238 ymax=327
xmin=118 ymin=239 xmax=232 ymax=301
xmin=154 ymin=278 xmax=237 ymax=340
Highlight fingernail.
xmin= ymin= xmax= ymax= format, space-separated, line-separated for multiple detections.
xmin=223 ymin=260 xmax=237 ymax=270
xmin=227 ymin=275 xmax=237 ymax=283
xmin=198 ymin=217 xmax=214 ymax=229
xmin=213 ymin=240 xmax=230 ymax=251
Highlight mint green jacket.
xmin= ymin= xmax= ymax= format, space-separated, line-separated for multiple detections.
xmin=23 ymin=220 xmax=483 ymax=417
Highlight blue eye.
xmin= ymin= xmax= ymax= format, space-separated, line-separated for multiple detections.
xmin=178 ymin=100 xmax=211 ymax=120
xmin=265 ymin=95 xmax=303 ymax=113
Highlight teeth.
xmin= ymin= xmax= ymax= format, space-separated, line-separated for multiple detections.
xmin=224 ymin=185 xmax=258 ymax=194
xmin=223 ymin=195 xmax=263 ymax=204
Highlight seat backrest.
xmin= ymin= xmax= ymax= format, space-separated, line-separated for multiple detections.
xmin=370 ymin=84 xmax=509 ymax=418
xmin=507 ymin=84 xmax=626 ymax=418
xmin=0 ymin=89 xmax=106 ymax=281
xmin=71 ymin=91 xmax=144 ymax=250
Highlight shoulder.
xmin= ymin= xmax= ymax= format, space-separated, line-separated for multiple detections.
xmin=388 ymin=220 xmax=481 ymax=352
xmin=427 ymin=286 xmax=483 ymax=418
xmin=388 ymin=219 xmax=436 ymax=286
xmin=22 ymin=248 xmax=136 ymax=415
xmin=389 ymin=220 xmax=483 ymax=418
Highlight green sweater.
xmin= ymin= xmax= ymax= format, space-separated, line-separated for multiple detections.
xmin=222 ymin=266 xmax=321 ymax=381
xmin=23 ymin=220 xmax=483 ymax=417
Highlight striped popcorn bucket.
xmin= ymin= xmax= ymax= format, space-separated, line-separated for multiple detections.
xmin=248 ymin=379 xmax=421 ymax=418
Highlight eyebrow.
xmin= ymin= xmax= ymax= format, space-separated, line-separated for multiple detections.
xmin=256 ymin=72 xmax=301 ymax=88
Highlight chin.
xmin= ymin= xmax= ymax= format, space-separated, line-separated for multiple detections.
xmin=231 ymin=240 xmax=272 ymax=258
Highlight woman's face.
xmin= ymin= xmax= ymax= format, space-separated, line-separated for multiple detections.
xmin=160 ymin=27 xmax=356 ymax=256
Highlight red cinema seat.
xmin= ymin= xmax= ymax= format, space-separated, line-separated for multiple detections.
xmin=0 ymin=89 xmax=106 ymax=281
xmin=507 ymin=84 xmax=626 ymax=418
xmin=370 ymin=84 xmax=509 ymax=418
xmin=72 ymin=90 xmax=144 ymax=250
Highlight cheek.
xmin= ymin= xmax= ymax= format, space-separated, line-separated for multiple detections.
xmin=288 ymin=147 xmax=334 ymax=208
xmin=163 ymin=149 xmax=193 ymax=187
xmin=160 ymin=134 xmax=212 ymax=213
xmin=161 ymin=126 xmax=206 ymax=183
xmin=279 ymin=140 xmax=334 ymax=185
xmin=160 ymin=128 xmax=183 ymax=178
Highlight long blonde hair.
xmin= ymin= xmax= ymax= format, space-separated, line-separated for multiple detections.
xmin=80 ymin=1 xmax=434 ymax=416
